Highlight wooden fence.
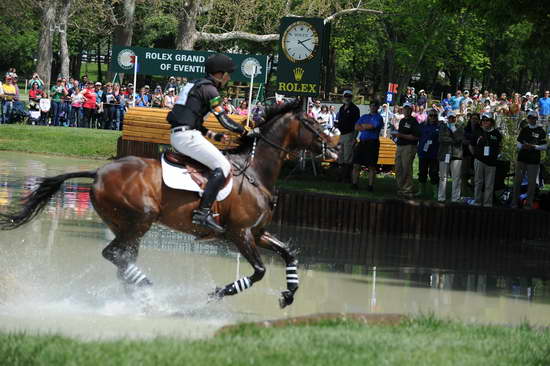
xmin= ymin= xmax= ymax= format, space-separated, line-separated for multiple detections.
xmin=272 ymin=189 xmax=550 ymax=244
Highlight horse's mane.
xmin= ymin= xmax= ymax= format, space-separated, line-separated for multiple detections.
xmin=225 ymin=99 xmax=303 ymax=156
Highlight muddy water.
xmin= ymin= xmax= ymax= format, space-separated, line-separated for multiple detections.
xmin=1 ymin=152 xmax=550 ymax=340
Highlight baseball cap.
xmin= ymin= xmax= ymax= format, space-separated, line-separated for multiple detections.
xmin=343 ymin=90 xmax=352 ymax=96
xmin=447 ymin=111 xmax=456 ymax=118
xmin=144 ymin=85 xmax=150 ymax=89
xmin=95 ymin=81 xmax=102 ymax=86
xmin=481 ymin=112 xmax=493 ymax=119
xmin=168 ymin=87 xmax=175 ymax=92
xmin=527 ymin=110 xmax=538 ymax=118
xmin=403 ymin=102 xmax=413 ymax=108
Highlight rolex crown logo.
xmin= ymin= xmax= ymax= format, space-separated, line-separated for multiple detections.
xmin=293 ymin=67 xmax=304 ymax=81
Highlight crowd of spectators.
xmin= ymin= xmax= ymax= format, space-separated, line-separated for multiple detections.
xmin=333 ymin=86 xmax=550 ymax=209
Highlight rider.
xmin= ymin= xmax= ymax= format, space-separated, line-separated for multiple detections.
xmin=167 ymin=53 xmax=246 ymax=234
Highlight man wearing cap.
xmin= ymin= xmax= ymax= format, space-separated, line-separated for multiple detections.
xmin=167 ymin=54 xmax=249 ymax=233
xmin=50 ymin=78 xmax=67 ymax=126
xmin=335 ymin=90 xmax=361 ymax=183
xmin=511 ymin=111 xmax=547 ymax=209
xmin=438 ymin=111 xmax=464 ymax=202
xmin=351 ymin=100 xmax=383 ymax=191
xmin=0 ymin=74 xmax=17 ymax=124
xmin=538 ymin=91 xmax=550 ymax=127
xmin=391 ymin=103 xmax=420 ymax=198
xmin=470 ymin=113 xmax=503 ymax=207
xmin=417 ymin=109 xmax=440 ymax=198
xmin=165 ymin=76 xmax=177 ymax=93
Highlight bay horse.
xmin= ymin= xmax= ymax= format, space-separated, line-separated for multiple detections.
xmin=0 ymin=100 xmax=338 ymax=308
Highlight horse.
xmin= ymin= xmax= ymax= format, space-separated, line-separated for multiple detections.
xmin=0 ymin=100 xmax=338 ymax=308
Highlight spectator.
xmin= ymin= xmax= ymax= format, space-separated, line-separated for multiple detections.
xmin=335 ymin=90 xmax=361 ymax=183
xmin=524 ymin=92 xmax=535 ymax=112
xmin=113 ymin=84 xmax=125 ymax=130
xmin=70 ymin=86 xmax=84 ymax=127
xmin=306 ymin=105 xmax=315 ymax=119
xmin=0 ymin=74 xmax=17 ymax=124
xmin=165 ymin=76 xmax=177 ymax=92
xmin=329 ymin=105 xmax=338 ymax=126
xmin=450 ymin=90 xmax=463 ymax=113
xmin=538 ymin=90 xmax=550 ymax=126
xmin=441 ymin=93 xmax=452 ymax=113
xmin=417 ymin=90 xmax=428 ymax=109
xmin=50 ymin=78 xmax=66 ymax=126
xmin=82 ymin=81 xmax=97 ymax=128
xmin=30 ymin=73 xmax=44 ymax=90
xmin=222 ymin=97 xmax=235 ymax=113
xmin=391 ymin=103 xmax=420 ymax=198
xmin=462 ymin=112 xmax=480 ymax=196
xmin=251 ymin=101 xmax=264 ymax=123
xmin=417 ymin=109 xmax=440 ymax=198
xmin=28 ymin=82 xmax=44 ymax=112
xmin=38 ymin=92 xmax=51 ymax=126
xmin=317 ymin=105 xmax=334 ymax=128
xmin=236 ymin=100 xmax=249 ymax=116
xmin=438 ymin=112 xmax=465 ymax=202
xmin=164 ymin=88 xmax=176 ymax=110
xmin=379 ymin=103 xmax=394 ymax=136
xmin=94 ymin=82 xmax=104 ymax=128
xmin=135 ymin=87 xmax=150 ymax=107
xmin=511 ymin=111 xmax=547 ymax=209
xmin=61 ymin=78 xmax=71 ymax=127
xmin=414 ymin=104 xmax=427 ymax=124
xmin=102 ymin=84 xmax=117 ymax=129
xmin=351 ymin=101 xmax=383 ymax=191
xmin=151 ymin=86 xmax=164 ymax=108
xmin=471 ymin=113 xmax=502 ymax=207
xmin=311 ymin=99 xmax=322 ymax=119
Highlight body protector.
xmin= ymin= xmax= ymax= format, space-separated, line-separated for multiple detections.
xmin=167 ymin=77 xmax=244 ymax=135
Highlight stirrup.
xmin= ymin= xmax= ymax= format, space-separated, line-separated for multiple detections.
xmin=192 ymin=209 xmax=225 ymax=233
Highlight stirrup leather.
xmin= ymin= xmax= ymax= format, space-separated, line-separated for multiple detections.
xmin=192 ymin=208 xmax=225 ymax=233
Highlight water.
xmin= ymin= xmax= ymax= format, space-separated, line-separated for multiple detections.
xmin=1 ymin=152 xmax=550 ymax=340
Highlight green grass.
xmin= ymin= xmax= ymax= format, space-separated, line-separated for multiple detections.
xmin=0 ymin=125 xmax=120 ymax=159
xmin=1 ymin=316 xmax=549 ymax=366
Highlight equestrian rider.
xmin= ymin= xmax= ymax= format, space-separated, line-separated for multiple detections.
xmin=167 ymin=54 xmax=246 ymax=234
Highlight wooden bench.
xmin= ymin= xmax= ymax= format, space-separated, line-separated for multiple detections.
xmin=117 ymin=107 xmax=247 ymax=158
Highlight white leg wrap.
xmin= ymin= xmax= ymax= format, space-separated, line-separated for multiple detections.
xmin=123 ymin=264 xmax=148 ymax=285
xmin=286 ymin=266 xmax=299 ymax=285
xmin=233 ymin=277 xmax=251 ymax=293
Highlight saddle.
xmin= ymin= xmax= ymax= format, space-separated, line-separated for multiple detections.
xmin=163 ymin=151 xmax=232 ymax=191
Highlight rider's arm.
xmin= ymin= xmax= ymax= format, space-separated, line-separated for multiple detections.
xmin=209 ymin=96 xmax=245 ymax=135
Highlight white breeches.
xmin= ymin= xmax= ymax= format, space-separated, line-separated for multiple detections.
xmin=170 ymin=129 xmax=231 ymax=177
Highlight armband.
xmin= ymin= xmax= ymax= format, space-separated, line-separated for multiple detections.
xmin=209 ymin=96 xmax=222 ymax=108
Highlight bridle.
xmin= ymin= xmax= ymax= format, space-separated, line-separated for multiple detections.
xmin=255 ymin=112 xmax=331 ymax=154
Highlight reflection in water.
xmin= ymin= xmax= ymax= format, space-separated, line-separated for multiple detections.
xmin=1 ymin=152 xmax=550 ymax=340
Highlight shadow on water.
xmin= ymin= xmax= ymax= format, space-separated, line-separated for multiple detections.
xmin=1 ymin=152 xmax=550 ymax=338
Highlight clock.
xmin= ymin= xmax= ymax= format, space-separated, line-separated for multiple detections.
xmin=281 ymin=21 xmax=319 ymax=63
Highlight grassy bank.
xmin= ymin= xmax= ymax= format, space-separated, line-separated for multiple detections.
xmin=0 ymin=125 xmax=120 ymax=159
xmin=1 ymin=316 xmax=549 ymax=366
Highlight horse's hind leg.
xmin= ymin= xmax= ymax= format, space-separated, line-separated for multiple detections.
xmin=257 ymin=231 xmax=298 ymax=308
xmin=212 ymin=229 xmax=266 ymax=298
xmin=102 ymin=236 xmax=152 ymax=291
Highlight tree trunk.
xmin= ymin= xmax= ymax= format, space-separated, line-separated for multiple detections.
xmin=96 ymin=40 xmax=103 ymax=82
xmin=112 ymin=0 xmax=135 ymax=46
xmin=59 ymin=0 xmax=72 ymax=79
xmin=36 ymin=1 xmax=57 ymax=91
xmin=175 ymin=0 xmax=200 ymax=50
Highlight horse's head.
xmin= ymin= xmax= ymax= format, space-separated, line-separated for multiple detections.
xmin=254 ymin=99 xmax=339 ymax=161
xmin=285 ymin=113 xmax=339 ymax=161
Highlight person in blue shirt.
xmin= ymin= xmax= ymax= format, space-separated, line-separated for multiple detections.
xmin=417 ymin=109 xmax=440 ymax=198
xmin=351 ymin=101 xmax=383 ymax=191
xmin=538 ymin=90 xmax=550 ymax=126
xmin=441 ymin=93 xmax=452 ymax=112
xmin=450 ymin=90 xmax=464 ymax=112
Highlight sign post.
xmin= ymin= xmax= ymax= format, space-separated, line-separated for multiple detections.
xmin=132 ymin=55 xmax=138 ymax=107
xmin=246 ymin=66 xmax=256 ymax=127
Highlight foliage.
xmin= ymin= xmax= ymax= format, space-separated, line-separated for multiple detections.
xmin=1 ymin=316 xmax=550 ymax=365
xmin=0 ymin=125 xmax=120 ymax=159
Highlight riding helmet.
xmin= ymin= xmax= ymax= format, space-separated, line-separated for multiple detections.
xmin=205 ymin=54 xmax=236 ymax=75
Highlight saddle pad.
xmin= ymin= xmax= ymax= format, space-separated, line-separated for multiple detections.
xmin=161 ymin=154 xmax=233 ymax=201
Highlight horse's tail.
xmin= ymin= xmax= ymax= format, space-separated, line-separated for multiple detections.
xmin=0 ymin=170 xmax=97 ymax=230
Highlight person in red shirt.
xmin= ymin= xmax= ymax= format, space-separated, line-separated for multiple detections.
xmin=82 ymin=81 xmax=97 ymax=128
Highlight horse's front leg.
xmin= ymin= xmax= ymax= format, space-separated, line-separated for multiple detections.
xmin=211 ymin=228 xmax=265 ymax=298
xmin=257 ymin=231 xmax=298 ymax=309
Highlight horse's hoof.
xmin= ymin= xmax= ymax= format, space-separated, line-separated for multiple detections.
xmin=208 ymin=287 xmax=224 ymax=301
xmin=279 ymin=290 xmax=294 ymax=309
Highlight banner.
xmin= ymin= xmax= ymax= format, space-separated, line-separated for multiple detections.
xmin=110 ymin=46 xmax=268 ymax=83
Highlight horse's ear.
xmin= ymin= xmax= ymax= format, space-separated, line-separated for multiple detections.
xmin=290 ymin=98 xmax=304 ymax=114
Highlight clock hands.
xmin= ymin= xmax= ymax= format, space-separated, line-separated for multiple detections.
xmin=296 ymin=38 xmax=313 ymax=53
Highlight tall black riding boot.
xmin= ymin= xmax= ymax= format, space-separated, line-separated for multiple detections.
xmin=192 ymin=167 xmax=226 ymax=233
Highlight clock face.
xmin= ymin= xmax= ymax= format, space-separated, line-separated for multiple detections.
xmin=282 ymin=21 xmax=319 ymax=63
